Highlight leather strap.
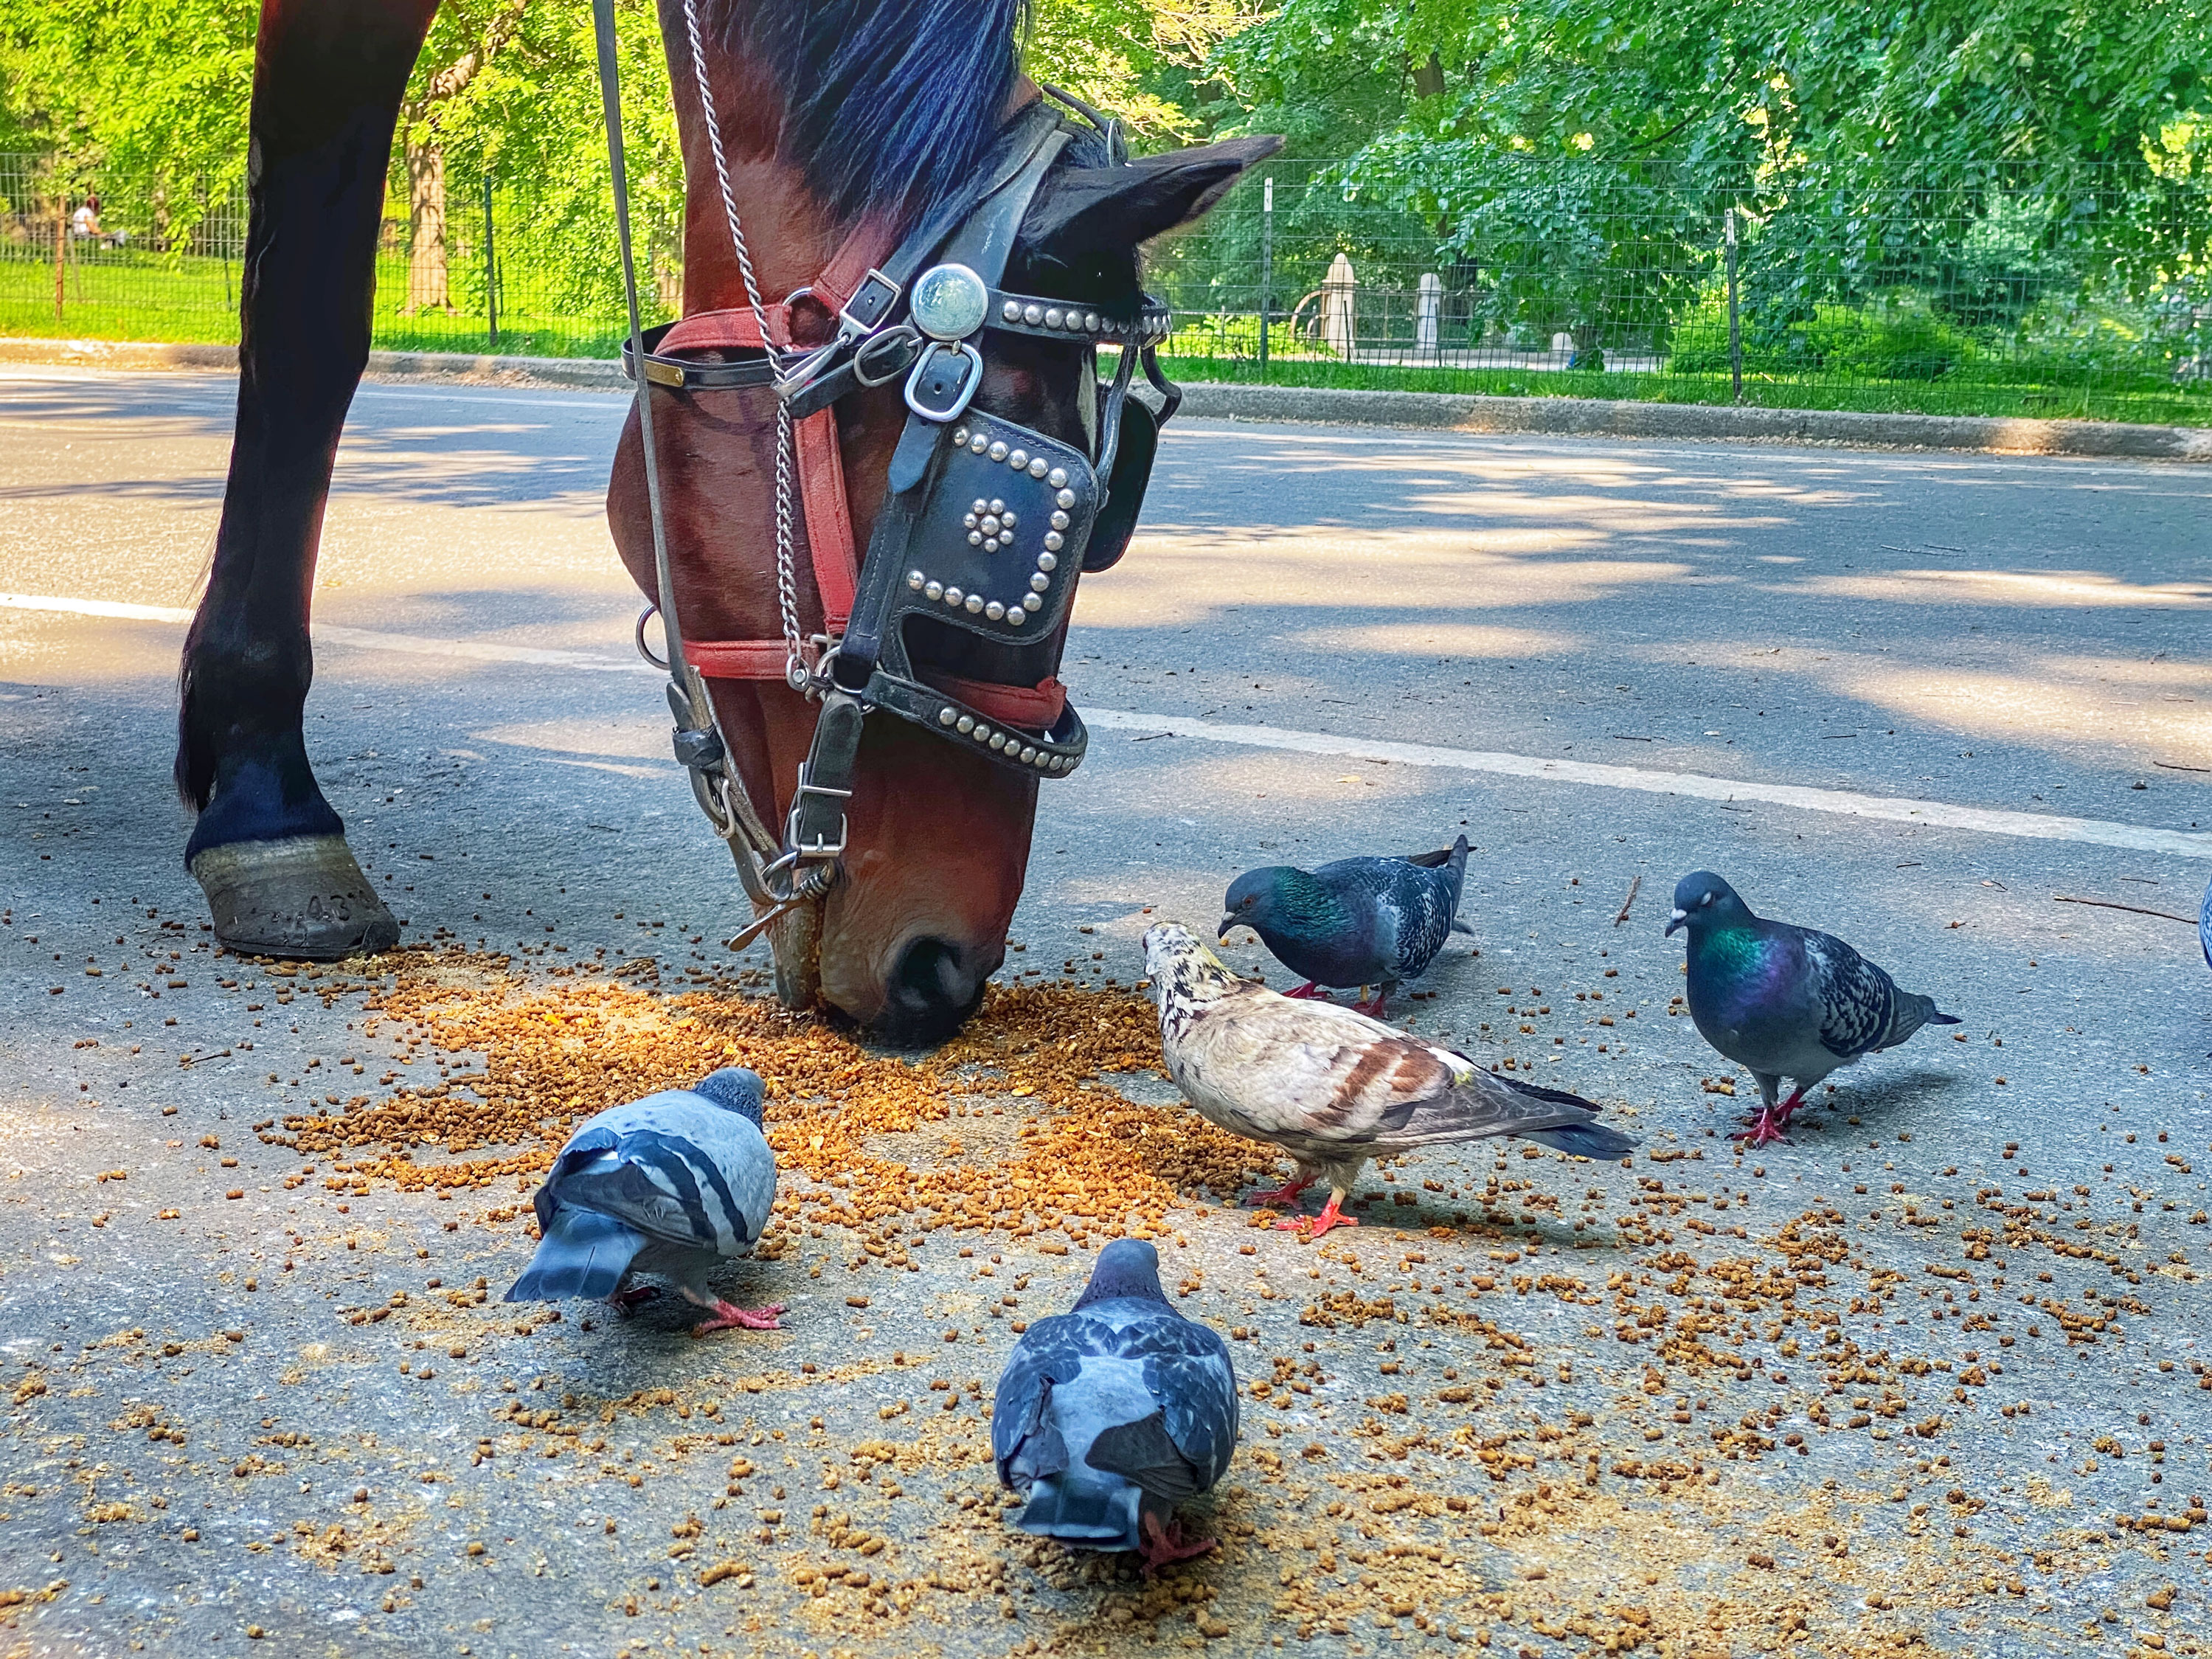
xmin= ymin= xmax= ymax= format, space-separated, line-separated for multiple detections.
xmin=918 ymin=671 xmax=1067 ymax=730
xmin=795 ymin=408 xmax=856 ymax=631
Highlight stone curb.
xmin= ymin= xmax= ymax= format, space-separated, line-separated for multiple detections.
xmin=7 ymin=336 xmax=2207 ymax=460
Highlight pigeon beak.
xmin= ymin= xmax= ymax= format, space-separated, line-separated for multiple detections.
xmin=1216 ymin=914 xmax=1241 ymax=941
xmin=1665 ymin=908 xmax=1688 ymax=936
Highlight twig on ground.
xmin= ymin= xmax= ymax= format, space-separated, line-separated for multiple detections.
xmin=2053 ymin=895 xmax=2199 ymax=925
xmin=2152 ymin=759 xmax=2211 ymax=773
xmin=1613 ymin=873 xmax=1642 ymax=929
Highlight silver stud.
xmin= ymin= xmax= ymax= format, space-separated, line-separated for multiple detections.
xmin=981 ymin=515 xmax=1000 ymax=535
xmin=908 ymin=569 xmax=926 ymax=589
xmin=985 ymin=600 xmax=1005 ymax=620
xmin=1029 ymin=572 xmax=1051 ymax=593
xmin=1027 ymin=457 xmax=1048 ymax=479
xmin=1047 ymin=467 xmax=1068 ymax=488
xmin=990 ymin=733 xmax=1008 ymax=752
xmin=938 ymin=707 xmax=957 ymax=727
xmin=968 ymin=530 xmax=984 ymax=547
xmin=988 ymin=440 xmax=1008 ymax=462
xmin=1022 ymin=303 xmax=1044 ymax=325
xmin=1008 ymin=448 xmax=1028 ymax=471
xmin=988 ymin=536 xmax=1003 ymax=553
xmin=944 ymin=585 xmax=963 ymax=606
xmin=1055 ymin=488 xmax=1076 ymax=509
xmin=1002 ymin=300 xmax=1020 ymax=322
xmin=1050 ymin=510 xmax=1069 ymax=530
xmin=973 ymin=724 xmax=991 ymax=744
xmin=1001 ymin=510 xmax=1017 ymax=529
xmin=1042 ymin=533 xmax=1063 ymax=553
xmin=1007 ymin=608 xmax=1027 ymax=626
xmin=1019 ymin=744 xmax=1037 ymax=764
xmin=970 ymin=433 xmax=988 ymax=454
xmin=1044 ymin=308 xmax=1064 ymax=330
xmin=964 ymin=593 xmax=984 ymax=614
xmin=923 ymin=581 xmax=944 ymax=601
xmin=972 ymin=497 xmax=989 ymax=515
xmin=952 ymin=428 xmax=968 ymax=447
xmin=963 ymin=513 xmax=980 ymax=530
xmin=989 ymin=498 xmax=1006 ymax=515
xmin=1084 ymin=312 xmax=1100 ymax=333
xmin=1022 ymin=593 xmax=1043 ymax=612
xmin=956 ymin=714 xmax=975 ymax=734
xmin=1038 ymin=550 xmax=1058 ymax=571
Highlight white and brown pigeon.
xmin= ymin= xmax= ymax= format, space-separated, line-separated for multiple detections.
xmin=1142 ymin=922 xmax=1635 ymax=1239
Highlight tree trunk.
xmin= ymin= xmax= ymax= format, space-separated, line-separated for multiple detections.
xmin=405 ymin=136 xmax=450 ymax=314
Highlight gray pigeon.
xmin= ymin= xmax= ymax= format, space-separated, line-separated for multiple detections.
xmin=506 ymin=1067 xmax=784 ymax=1336
xmin=1221 ymin=835 xmax=1471 ymax=1014
xmin=1143 ymin=922 xmax=1635 ymax=1240
xmin=991 ymin=1239 xmax=1238 ymax=1572
xmin=1668 ymin=871 xmax=1960 ymax=1145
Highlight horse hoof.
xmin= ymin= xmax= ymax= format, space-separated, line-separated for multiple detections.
xmin=190 ymin=834 xmax=401 ymax=960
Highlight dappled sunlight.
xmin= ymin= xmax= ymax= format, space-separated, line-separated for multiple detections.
xmin=1283 ymin=622 xmax=1573 ymax=658
xmin=1786 ymin=568 xmax=2212 ymax=609
xmin=1833 ymin=663 xmax=2212 ymax=760
xmin=472 ymin=715 xmax=668 ymax=761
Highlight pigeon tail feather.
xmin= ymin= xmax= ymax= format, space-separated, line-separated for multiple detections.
xmin=1015 ymin=1468 xmax=1144 ymax=1551
xmin=1519 ymin=1121 xmax=1638 ymax=1160
xmin=505 ymin=1208 xmax=646 ymax=1303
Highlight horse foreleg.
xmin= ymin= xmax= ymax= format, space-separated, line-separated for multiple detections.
xmin=178 ymin=0 xmax=442 ymax=960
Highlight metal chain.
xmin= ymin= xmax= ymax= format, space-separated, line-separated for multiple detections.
xmin=682 ymin=0 xmax=808 ymax=690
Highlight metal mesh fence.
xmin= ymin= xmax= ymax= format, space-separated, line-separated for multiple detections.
xmin=6 ymin=148 xmax=2210 ymax=426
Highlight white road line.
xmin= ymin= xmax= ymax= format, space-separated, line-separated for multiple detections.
xmin=8 ymin=589 xmax=2208 ymax=860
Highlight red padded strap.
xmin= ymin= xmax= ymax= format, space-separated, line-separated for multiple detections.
xmin=661 ymin=305 xmax=786 ymax=352
xmin=811 ymin=215 xmax=895 ymax=316
xmin=682 ymin=640 xmax=793 ymax=680
xmin=921 ymin=673 xmax=1068 ymax=732
xmin=794 ymin=408 xmax=857 ymax=631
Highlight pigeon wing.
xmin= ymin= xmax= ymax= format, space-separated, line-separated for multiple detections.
xmin=1177 ymin=989 xmax=1463 ymax=1149
xmin=993 ymin=1313 xmax=1087 ymax=1486
xmin=1144 ymin=1317 xmax=1239 ymax=1491
xmin=551 ymin=1100 xmax=774 ymax=1258
xmin=1800 ymin=929 xmax=1901 ymax=1059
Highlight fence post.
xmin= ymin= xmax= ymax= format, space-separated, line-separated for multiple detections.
xmin=1724 ymin=206 xmax=1743 ymax=405
xmin=482 ymin=167 xmax=499 ymax=344
xmin=54 ymin=198 xmax=67 ymax=323
xmin=1258 ymin=175 xmax=1273 ymax=375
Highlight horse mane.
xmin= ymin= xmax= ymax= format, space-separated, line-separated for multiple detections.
xmin=703 ymin=0 xmax=1032 ymax=228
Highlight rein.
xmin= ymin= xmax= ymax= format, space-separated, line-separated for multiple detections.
xmin=589 ymin=0 xmax=1176 ymax=987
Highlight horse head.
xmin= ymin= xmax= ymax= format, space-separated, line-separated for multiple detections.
xmin=607 ymin=0 xmax=1274 ymax=1044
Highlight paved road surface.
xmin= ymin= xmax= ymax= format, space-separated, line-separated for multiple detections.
xmin=3 ymin=365 xmax=2209 ymax=1658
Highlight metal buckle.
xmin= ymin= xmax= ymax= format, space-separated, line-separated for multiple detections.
xmin=634 ymin=603 xmax=670 ymax=670
xmin=853 ymin=324 xmax=920 ymax=387
xmin=783 ymin=775 xmax=852 ymax=862
xmin=904 ymin=339 xmax=984 ymax=423
xmin=838 ymin=269 xmax=901 ymax=339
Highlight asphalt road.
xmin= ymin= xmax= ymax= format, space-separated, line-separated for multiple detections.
xmin=3 ymin=364 xmax=2210 ymax=1658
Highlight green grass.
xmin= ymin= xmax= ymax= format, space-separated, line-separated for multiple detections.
xmin=1157 ymin=353 xmax=2212 ymax=428
xmin=10 ymin=252 xmax=2206 ymax=428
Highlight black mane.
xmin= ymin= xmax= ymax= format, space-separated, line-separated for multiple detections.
xmin=704 ymin=0 xmax=1033 ymax=228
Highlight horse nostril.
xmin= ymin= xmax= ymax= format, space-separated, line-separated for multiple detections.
xmin=881 ymin=936 xmax=982 ymax=1046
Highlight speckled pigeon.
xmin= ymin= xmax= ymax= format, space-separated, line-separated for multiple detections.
xmin=1221 ymin=834 xmax=1471 ymax=1014
xmin=991 ymin=1239 xmax=1238 ymax=1572
xmin=505 ymin=1067 xmax=784 ymax=1336
xmin=1144 ymin=922 xmax=1635 ymax=1240
xmin=1667 ymin=872 xmax=1960 ymax=1146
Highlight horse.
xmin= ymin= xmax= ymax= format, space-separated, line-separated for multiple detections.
xmin=176 ymin=0 xmax=1275 ymax=1042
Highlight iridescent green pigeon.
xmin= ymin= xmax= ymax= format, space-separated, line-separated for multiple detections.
xmin=1220 ymin=835 xmax=1471 ymax=1015
xmin=1667 ymin=871 xmax=1960 ymax=1145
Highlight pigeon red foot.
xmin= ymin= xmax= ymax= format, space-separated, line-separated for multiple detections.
xmin=1739 ymin=1087 xmax=1806 ymax=1146
xmin=1244 ymin=1171 xmax=1316 ymax=1209
xmin=681 ymin=1288 xmax=787 ymax=1336
xmin=609 ymin=1286 xmax=661 ymax=1316
xmin=1278 ymin=1193 xmax=1359 ymax=1241
xmin=1280 ymin=981 xmax=1329 ymax=1000
xmin=1137 ymin=1511 xmax=1216 ymax=1576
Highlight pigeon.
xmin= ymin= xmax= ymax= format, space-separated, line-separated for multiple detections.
xmin=1667 ymin=872 xmax=1961 ymax=1146
xmin=2198 ymin=877 xmax=2212 ymax=1058
xmin=1143 ymin=922 xmax=1636 ymax=1239
xmin=506 ymin=1066 xmax=785 ymax=1336
xmin=991 ymin=1239 xmax=1238 ymax=1572
xmin=1221 ymin=835 xmax=1473 ymax=1015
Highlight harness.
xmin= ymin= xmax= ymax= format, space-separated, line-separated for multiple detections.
xmin=589 ymin=0 xmax=1176 ymax=970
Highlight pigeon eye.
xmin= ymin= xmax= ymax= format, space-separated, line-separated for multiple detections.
xmin=1699 ymin=893 xmax=1715 ymax=907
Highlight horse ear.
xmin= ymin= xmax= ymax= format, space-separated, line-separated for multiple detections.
xmin=1018 ymin=136 xmax=1283 ymax=277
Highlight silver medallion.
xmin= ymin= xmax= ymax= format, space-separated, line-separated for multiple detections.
xmin=909 ymin=263 xmax=990 ymax=342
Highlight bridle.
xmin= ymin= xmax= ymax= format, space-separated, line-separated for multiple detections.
xmin=589 ymin=0 xmax=1177 ymax=988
